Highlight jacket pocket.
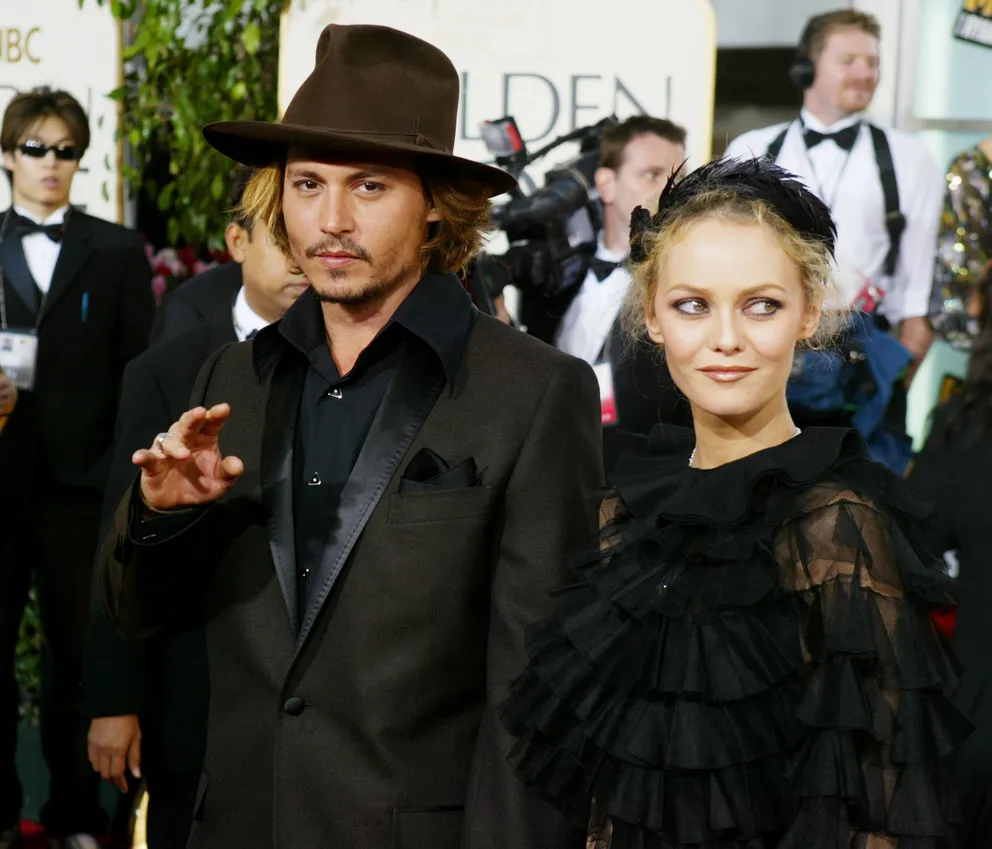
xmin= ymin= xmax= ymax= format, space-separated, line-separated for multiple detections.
xmin=387 ymin=485 xmax=495 ymax=524
xmin=391 ymin=805 xmax=464 ymax=849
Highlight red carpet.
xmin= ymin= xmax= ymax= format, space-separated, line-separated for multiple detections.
xmin=18 ymin=820 xmax=45 ymax=848
xmin=17 ymin=821 xmax=126 ymax=849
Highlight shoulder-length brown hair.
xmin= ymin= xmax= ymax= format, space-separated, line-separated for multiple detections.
xmin=236 ymin=162 xmax=493 ymax=277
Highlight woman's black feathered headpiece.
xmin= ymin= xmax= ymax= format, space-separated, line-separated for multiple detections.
xmin=629 ymin=156 xmax=837 ymax=264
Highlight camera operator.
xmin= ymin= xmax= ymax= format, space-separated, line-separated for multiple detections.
xmin=520 ymin=115 xmax=689 ymax=473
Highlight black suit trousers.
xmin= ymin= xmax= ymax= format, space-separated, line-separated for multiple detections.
xmin=0 ymin=484 xmax=105 ymax=836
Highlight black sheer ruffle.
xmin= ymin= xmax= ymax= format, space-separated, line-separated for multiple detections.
xmin=502 ymin=427 xmax=971 ymax=848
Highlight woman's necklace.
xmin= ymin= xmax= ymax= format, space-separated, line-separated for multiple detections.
xmin=689 ymin=427 xmax=803 ymax=468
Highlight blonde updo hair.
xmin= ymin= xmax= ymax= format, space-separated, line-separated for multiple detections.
xmin=621 ymin=187 xmax=845 ymax=351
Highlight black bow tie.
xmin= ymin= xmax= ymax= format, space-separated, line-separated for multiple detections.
xmin=10 ymin=211 xmax=64 ymax=243
xmin=803 ymin=124 xmax=861 ymax=152
xmin=589 ymin=256 xmax=620 ymax=282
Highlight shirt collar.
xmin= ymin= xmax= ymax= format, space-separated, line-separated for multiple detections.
xmin=596 ymin=233 xmax=628 ymax=264
xmin=14 ymin=204 xmax=69 ymax=226
xmin=232 ymin=285 xmax=271 ymax=342
xmin=252 ymin=270 xmax=477 ymax=394
xmin=799 ymin=107 xmax=863 ymax=135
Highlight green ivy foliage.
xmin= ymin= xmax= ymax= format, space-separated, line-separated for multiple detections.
xmin=4 ymin=0 xmax=283 ymax=726
xmin=15 ymin=588 xmax=41 ymax=727
xmin=82 ymin=0 xmax=283 ymax=250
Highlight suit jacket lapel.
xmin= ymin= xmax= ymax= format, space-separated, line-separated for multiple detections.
xmin=261 ymin=348 xmax=307 ymax=633
xmin=0 ymin=233 xmax=41 ymax=318
xmin=294 ymin=343 xmax=445 ymax=654
xmin=40 ymin=210 xmax=93 ymax=323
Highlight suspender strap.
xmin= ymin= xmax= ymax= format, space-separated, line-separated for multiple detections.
xmin=868 ymin=124 xmax=905 ymax=278
xmin=765 ymin=127 xmax=789 ymax=162
xmin=764 ymin=122 xmax=904 ymax=280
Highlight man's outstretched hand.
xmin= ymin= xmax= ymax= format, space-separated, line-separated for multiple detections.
xmin=134 ymin=404 xmax=243 ymax=511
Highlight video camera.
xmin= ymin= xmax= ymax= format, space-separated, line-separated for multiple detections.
xmin=472 ymin=114 xmax=618 ymax=302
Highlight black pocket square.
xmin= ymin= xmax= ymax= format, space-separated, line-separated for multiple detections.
xmin=400 ymin=448 xmax=480 ymax=493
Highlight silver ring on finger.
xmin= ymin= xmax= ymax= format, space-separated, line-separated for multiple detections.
xmin=155 ymin=432 xmax=171 ymax=446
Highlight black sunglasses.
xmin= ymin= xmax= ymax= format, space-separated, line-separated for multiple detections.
xmin=17 ymin=140 xmax=80 ymax=161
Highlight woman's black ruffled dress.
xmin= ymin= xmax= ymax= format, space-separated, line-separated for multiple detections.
xmin=501 ymin=427 xmax=972 ymax=848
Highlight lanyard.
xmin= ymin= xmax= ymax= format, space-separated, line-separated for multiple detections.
xmin=0 ymin=210 xmax=12 ymax=331
xmin=796 ymin=121 xmax=860 ymax=214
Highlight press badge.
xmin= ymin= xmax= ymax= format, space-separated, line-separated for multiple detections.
xmin=0 ymin=329 xmax=39 ymax=391
xmin=593 ymin=362 xmax=618 ymax=426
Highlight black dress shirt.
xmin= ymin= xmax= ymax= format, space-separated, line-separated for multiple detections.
xmin=129 ymin=272 xmax=477 ymax=627
xmin=274 ymin=273 xmax=477 ymax=620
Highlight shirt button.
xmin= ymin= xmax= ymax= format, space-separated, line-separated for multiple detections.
xmin=283 ymin=696 xmax=305 ymax=716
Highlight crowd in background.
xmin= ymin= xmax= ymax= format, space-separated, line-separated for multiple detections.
xmin=0 ymin=8 xmax=989 ymax=849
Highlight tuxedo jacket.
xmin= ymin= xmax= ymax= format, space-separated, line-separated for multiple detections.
xmin=149 ymin=260 xmax=242 ymax=346
xmin=0 ymin=208 xmax=154 ymax=493
xmin=521 ymin=283 xmax=691 ymax=474
xmin=100 ymin=302 xmax=601 ymax=849
xmin=85 ymin=320 xmax=234 ymax=776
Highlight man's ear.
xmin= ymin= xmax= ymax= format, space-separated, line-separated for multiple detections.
xmin=595 ymin=167 xmax=617 ymax=207
xmin=225 ymin=222 xmax=249 ymax=263
xmin=2 ymin=151 xmax=14 ymax=172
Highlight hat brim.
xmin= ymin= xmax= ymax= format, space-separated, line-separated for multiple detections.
xmin=202 ymin=121 xmax=517 ymax=197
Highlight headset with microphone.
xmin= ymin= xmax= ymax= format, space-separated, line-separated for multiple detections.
xmin=788 ymin=14 xmax=827 ymax=92
xmin=789 ymin=12 xmax=882 ymax=93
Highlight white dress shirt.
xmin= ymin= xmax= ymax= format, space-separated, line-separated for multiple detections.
xmin=232 ymin=285 xmax=270 ymax=342
xmin=14 ymin=204 xmax=68 ymax=295
xmin=723 ymin=108 xmax=944 ymax=323
xmin=555 ymin=237 xmax=630 ymax=364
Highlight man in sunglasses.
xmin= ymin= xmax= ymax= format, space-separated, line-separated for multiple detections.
xmin=0 ymin=87 xmax=154 ymax=849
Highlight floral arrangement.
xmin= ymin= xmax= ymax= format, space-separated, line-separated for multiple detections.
xmin=146 ymin=243 xmax=230 ymax=304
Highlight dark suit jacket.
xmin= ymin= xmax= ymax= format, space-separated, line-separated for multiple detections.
xmin=84 ymin=321 xmax=233 ymax=847
xmin=601 ymin=327 xmax=692 ymax=470
xmin=906 ymin=399 xmax=992 ymax=844
xmin=906 ymin=399 xmax=992 ymax=678
xmin=84 ymin=320 xmax=237 ymax=728
xmin=0 ymin=208 xmax=153 ymax=492
xmin=98 ymin=320 xmax=238 ymax=535
xmin=521 ymin=281 xmax=691 ymax=475
xmin=100 ymin=300 xmax=601 ymax=849
xmin=149 ymin=261 xmax=242 ymax=346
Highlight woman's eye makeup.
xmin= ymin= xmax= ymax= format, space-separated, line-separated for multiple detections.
xmin=743 ymin=298 xmax=783 ymax=317
xmin=670 ymin=296 xmax=785 ymax=317
xmin=674 ymin=298 xmax=707 ymax=315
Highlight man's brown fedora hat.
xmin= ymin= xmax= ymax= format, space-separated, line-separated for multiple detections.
xmin=203 ymin=23 xmax=516 ymax=197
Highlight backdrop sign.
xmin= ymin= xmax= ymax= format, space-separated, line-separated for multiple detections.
xmin=0 ymin=3 xmax=121 ymax=221
xmin=279 ymin=0 xmax=716 ymax=178
xmin=955 ymin=0 xmax=992 ymax=48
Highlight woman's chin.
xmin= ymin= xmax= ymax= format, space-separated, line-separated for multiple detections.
xmin=696 ymin=404 xmax=764 ymax=422
xmin=686 ymin=390 xmax=772 ymax=422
